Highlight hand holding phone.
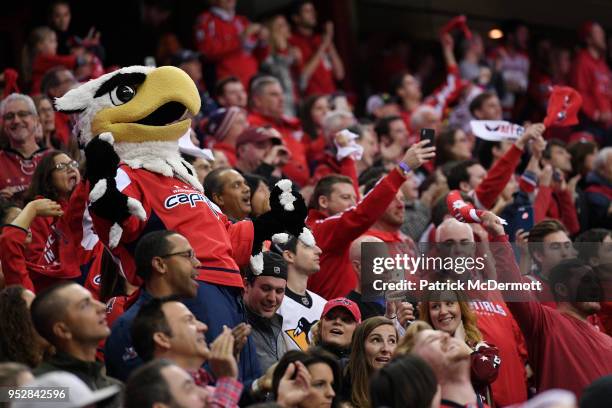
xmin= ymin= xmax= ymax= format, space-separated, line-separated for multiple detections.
xmin=420 ymin=128 xmax=435 ymax=145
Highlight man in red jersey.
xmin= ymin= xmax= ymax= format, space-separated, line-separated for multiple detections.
xmin=306 ymin=140 xmax=435 ymax=299
xmin=288 ymin=1 xmax=344 ymax=96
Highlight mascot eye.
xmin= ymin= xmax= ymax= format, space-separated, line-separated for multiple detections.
xmin=110 ymin=85 xmax=136 ymax=106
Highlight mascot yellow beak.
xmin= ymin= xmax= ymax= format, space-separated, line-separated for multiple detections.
xmin=91 ymin=66 xmax=201 ymax=143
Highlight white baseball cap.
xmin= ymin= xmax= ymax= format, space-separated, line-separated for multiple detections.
xmin=12 ymin=371 xmax=121 ymax=408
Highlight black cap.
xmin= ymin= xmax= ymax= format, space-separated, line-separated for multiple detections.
xmin=248 ymin=251 xmax=288 ymax=281
xmin=580 ymin=375 xmax=612 ymax=408
xmin=171 ymin=49 xmax=201 ymax=67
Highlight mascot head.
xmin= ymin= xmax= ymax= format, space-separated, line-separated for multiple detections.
xmin=54 ymin=65 xmax=200 ymax=146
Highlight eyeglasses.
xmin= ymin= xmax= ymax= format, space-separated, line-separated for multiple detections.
xmin=160 ymin=249 xmax=197 ymax=261
xmin=54 ymin=160 xmax=79 ymax=171
xmin=3 ymin=111 xmax=33 ymax=121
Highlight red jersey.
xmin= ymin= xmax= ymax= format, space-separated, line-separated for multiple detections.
xmin=492 ymin=235 xmax=612 ymax=398
xmin=248 ymin=112 xmax=310 ymax=186
xmin=194 ymin=7 xmax=264 ymax=87
xmin=472 ymin=145 xmax=523 ymax=210
xmin=306 ymin=168 xmax=406 ymax=299
xmin=288 ymin=31 xmax=336 ymax=96
xmin=571 ymin=49 xmax=612 ymax=124
xmin=92 ymin=165 xmax=254 ymax=288
xmin=533 ymin=186 xmax=580 ymax=235
xmin=470 ymin=301 xmax=528 ymax=406
xmin=0 ymin=148 xmax=48 ymax=199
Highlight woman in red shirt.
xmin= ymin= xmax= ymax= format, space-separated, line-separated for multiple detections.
xmin=0 ymin=151 xmax=82 ymax=292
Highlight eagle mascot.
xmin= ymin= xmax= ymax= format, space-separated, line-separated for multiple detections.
xmin=55 ymin=65 xmax=314 ymax=382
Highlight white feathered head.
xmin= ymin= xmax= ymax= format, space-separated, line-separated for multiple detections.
xmin=54 ymin=65 xmax=201 ymax=147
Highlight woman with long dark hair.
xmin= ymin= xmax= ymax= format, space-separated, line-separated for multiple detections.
xmin=0 ymin=151 xmax=83 ymax=292
xmin=0 ymin=285 xmax=51 ymax=367
xmin=344 ymin=316 xmax=398 ymax=408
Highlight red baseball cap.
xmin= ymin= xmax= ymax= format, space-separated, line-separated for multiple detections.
xmin=321 ymin=297 xmax=362 ymax=323
xmin=236 ymin=127 xmax=283 ymax=147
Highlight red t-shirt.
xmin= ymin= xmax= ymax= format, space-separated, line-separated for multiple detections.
xmin=289 ymin=31 xmax=336 ymax=96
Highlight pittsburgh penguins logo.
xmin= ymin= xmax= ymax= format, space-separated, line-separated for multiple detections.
xmin=285 ymin=317 xmax=317 ymax=350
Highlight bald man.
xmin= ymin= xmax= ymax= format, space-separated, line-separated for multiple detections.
xmin=348 ymin=235 xmax=415 ymax=326
xmin=435 ymin=217 xmax=529 ymax=407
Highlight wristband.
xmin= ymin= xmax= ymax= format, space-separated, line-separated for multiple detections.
xmin=398 ymin=161 xmax=412 ymax=176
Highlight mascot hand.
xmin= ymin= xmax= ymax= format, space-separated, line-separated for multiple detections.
xmin=84 ymin=132 xmax=120 ymax=185
xmin=86 ymin=133 xmax=146 ymax=248
xmin=250 ymin=179 xmax=314 ymax=275
xmin=251 ymin=179 xmax=307 ymax=254
xmin=268 ymin=179 xmax=307 ymax=237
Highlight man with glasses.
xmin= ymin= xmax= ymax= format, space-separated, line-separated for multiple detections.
xmin=105 ymin=230 xmax=204 ymax=381
xmin=0 ymin=93 xmax=48 ymax=203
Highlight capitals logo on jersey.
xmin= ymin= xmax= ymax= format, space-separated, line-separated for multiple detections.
xmin=164 ymin=185 xmax=221 ymax=219
xmin=285 ymin=317 xmax=318 ymax=351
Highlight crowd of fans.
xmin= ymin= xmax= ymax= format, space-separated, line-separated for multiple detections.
xmin=0 ymin=0 xmax=611 ymax=407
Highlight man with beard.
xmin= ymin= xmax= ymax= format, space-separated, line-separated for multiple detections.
xmin=481 ymin=211 xmax=612 ymax=398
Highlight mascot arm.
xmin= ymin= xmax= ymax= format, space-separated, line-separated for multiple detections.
xmin=227 ymin=220 xmax=255 ymax=268
xmin=85 ymin=133 xmax=147 ymax=248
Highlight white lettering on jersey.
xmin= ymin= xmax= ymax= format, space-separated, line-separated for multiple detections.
xmin=164 ymin=192 xmax=206 ymax=209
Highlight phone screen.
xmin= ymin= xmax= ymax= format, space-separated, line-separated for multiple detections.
xmin=420 ymin=128 xmax=435 ymax=145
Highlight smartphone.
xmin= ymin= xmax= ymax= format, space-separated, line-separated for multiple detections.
xmin=508 ymin=205 xmax=534 ymax=242
xmin=420 ymin=128 xmax=435 ymax=145
xmin=552 ymin=170 xmax=562 ymax=183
